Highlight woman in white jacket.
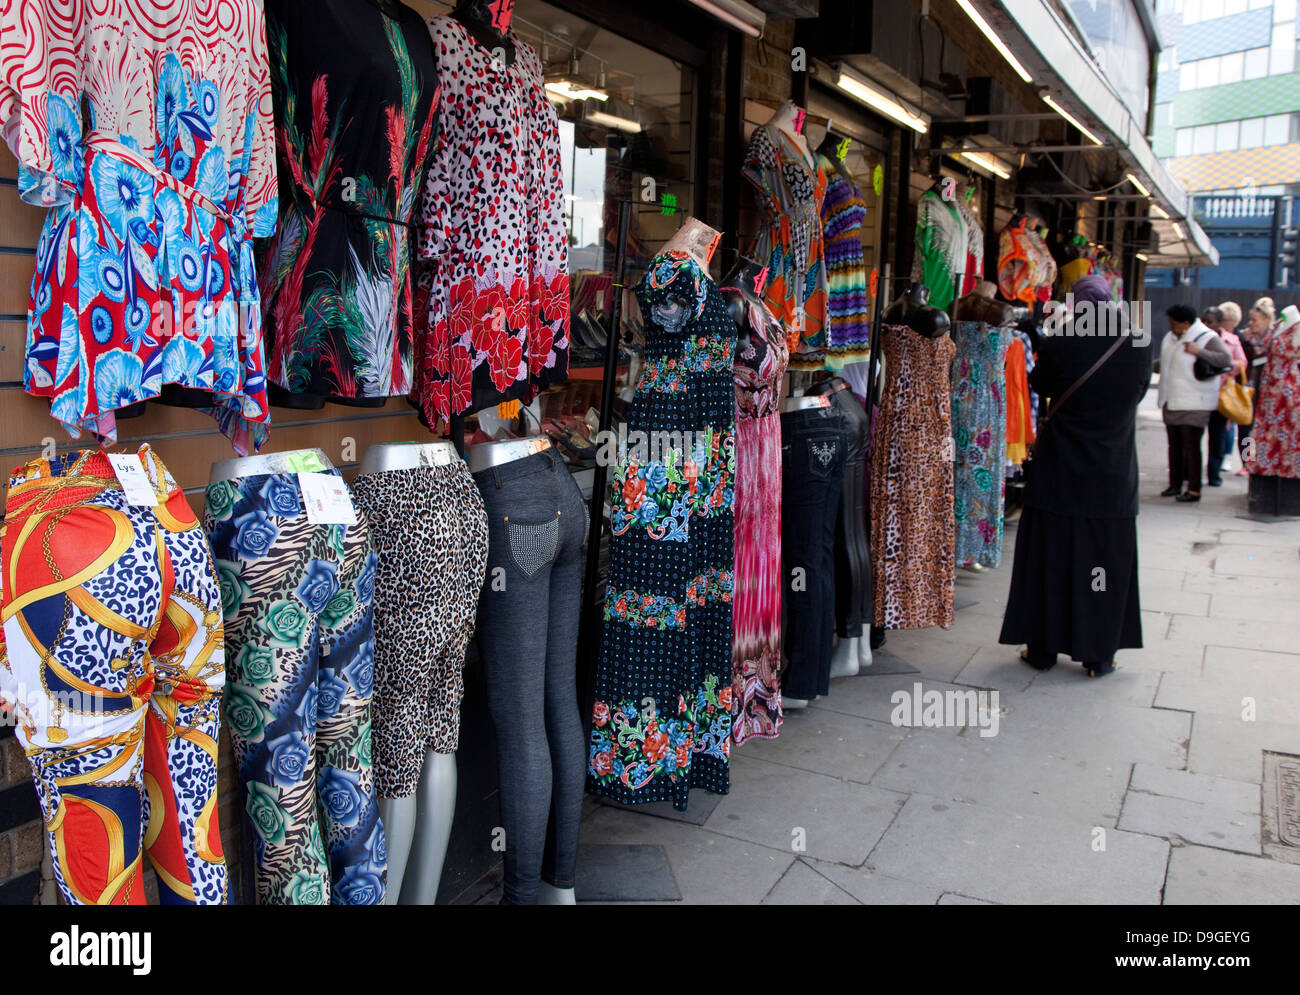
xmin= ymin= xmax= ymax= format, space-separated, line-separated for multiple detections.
xmin=1158 ymin=304 xmax=1233 ymax=502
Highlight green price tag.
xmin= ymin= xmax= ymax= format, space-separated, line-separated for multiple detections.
xmin=284 ymin=450 xmax=327 ymax=473
xmin=872 ymin=164 xmax=884 ymax=197
xmin=835 ymin=137 xmax=851 ymax=162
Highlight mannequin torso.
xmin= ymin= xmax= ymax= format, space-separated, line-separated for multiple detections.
xmin=453 ymin=0 xmax=516 ymax=64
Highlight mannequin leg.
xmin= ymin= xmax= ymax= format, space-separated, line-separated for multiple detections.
xmin=377 ymin=795 xmax=418 ymax=906
xmin=830 ymin=635 xmax=861 ymax=678
xmin=397 ymin=751 xmax=457 ymax=905
xmin=537 ymin=881 xmax=577 ymax=905
xmin=857 ymin=636 xmax=873 ymax=668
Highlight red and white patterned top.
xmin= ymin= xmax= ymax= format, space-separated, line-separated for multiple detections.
xmin=413 ymin=15 xmax=569 ymax=422
xmin=1250 ymin=320 xmax=1300 ymax=479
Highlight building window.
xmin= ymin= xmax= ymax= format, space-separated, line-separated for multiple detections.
xmin=1193 ymin=123 xmax=1216 ymax=153
xmin=1177 ymin=128 xmax=1194 ymax=156
xmin=1271 ymin=23 xmax=1296 ymax=74
xmin=1225 ymin=0 xmax=1247 ymax=13
xmin=1249 ymin=0 xmax=1271 ymax=8
xmin=1215 ymin=120 xmax=1239 ymax=151
xmin=1156 ymin=102 xmax=1173 ymax=128
xmin=1185 ymin=0 xmax=1202 ymax=23
xmin=1240 ymin=116 xmax=1265 ymax=148
xmin=1220 ymin=49 xmax=1244 ymax=82
xmin=1275 ymin=0 xmax=1298 ymax=22
xmin=1264 ymin=113 xmax=1290 ymax=144
xmin=1180 ymin=61 xmax=1197 ymax=89
xmin=1244 ymin=46 xmax=1270 ymax=78
xmin=1196 ymin=57 xmax=1222 ymax=88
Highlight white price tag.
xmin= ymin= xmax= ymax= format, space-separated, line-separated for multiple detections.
xmin=298 ymin=472 xmax=358 ymax=526
xmin=107 ymin=453 xmax=158 ymax=506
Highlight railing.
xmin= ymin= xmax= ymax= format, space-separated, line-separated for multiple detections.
xmin=1195 ymin=194 xmax=1281 ymax=221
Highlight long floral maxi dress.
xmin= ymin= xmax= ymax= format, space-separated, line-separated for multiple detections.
xmin=951 ymin=320 xmax=1012 ymax=567
xmin=587 ymin=252 xmax=736 ymax=810
xmin=726 ymin=285 xmax=789 ymax=745
xmin=1 ymin=0 xmax=278 ymax=452
xmin=260 ymin=0 xmax=439 ymax=402
xmin=1249 ymin=320 xmax=1300 ymax=479
xmin=742 ymin=124 xmax=828 ymax=364
xmin=870 ymin=325 xmax=956 ymax=630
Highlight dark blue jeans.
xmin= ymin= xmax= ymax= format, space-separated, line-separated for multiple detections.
xmin=780 ymin=406 xmax=849 ymax=700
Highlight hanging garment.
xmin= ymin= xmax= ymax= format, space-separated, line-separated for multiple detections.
xmin=204 ymin=469 xmax=385 ymax=905
xmin=350 ymin=463 xmax=487 ymax=798
xmin=1058 ymin=256 xmax=1093 ymax=294
xmin=414 ymin=15 xmax=570 ymax=423
xmin=870 ymin=326 xmax=956 ymax=630
xmin=0 ymin=0 xmax=278 ymax=452
xmin=725 ymin=286 xmax=788 ymax=744
xmin=951 ymin=321 xmax=1013 ymax=567
xmin=956 ymin=196 xmax=985 ymax=297
xmin=911 ymin=187 xmax=967 ymax=313
xmin=1249 ymin=320 xmax=1300 ymax=478
xmin=997 ymin=220 xmax=1056 ymax=304
xmin=817 ymin=157 xmax=873 ymax=369
xmin=587 ymin=251 xmax=736 ymax=810
xmin=0 ymin=447 xmax=227 ymax=905
xmin=742 ymin=124 xmax=828 ymax=357
xmin=260 ymin=0 xmax=439 ymax=403
xmin=781 ymin=403 xmax=848 ymax=699
xmin=1004 ymin=336 xmax=1035 ymax=466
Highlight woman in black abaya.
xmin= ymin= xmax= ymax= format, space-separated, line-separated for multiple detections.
xmin=999 ymin=276 xmax=1154 ymax=677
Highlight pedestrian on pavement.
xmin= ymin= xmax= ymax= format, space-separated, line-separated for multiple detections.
xmin=1158 ymin=304 xmax=1233 ymax=502
xmin=1206 ymin=301 xmax=1249 ymax=485
xmin=999 ymin=276 xmax=1153 ymax=678
xmin=1235 ymin=297 xmax=1276 ymax=474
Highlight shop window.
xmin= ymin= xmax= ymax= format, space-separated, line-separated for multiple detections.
xmin=1215 ymin=120 xmax=1239 ymax=151
xmin=1220 ymin=49 xmax=1244 ymax=83
xmin=1240 ymin=115 xmax=1265 ymax=148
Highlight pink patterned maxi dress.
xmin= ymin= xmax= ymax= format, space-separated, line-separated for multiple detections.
xmin=725 ymin=280 xmax=789 ymax=743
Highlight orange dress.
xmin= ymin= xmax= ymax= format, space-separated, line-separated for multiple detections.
xmin=1005 ymin=337 xmax=1035 ymax=464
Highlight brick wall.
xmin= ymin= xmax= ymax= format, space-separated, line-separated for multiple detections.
xmin=0 ymin=728 xmax=42 ymax=904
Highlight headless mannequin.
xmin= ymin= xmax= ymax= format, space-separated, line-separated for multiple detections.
xmin=766 ymin=100 xmax=814 ymax=167
xmin=882 ymin=284 xmax=951 ymax=339
xmin=663 ymin=216 xmax=722 ymax=270
xmin=955 ymin=281 xmax=1014 ymax=325
xmin=361 ymin=441 xmax=462 ymax=906
xmin=453 ymin=0 xmax=516 ymax=63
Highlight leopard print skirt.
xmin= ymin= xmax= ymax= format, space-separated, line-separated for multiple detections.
xmin=351 ymin=462 xmax=488 ymax=798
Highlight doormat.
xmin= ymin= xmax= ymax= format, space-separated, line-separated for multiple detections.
xmin=862 ymin=648 xmax=921 ymax=675
xmin=575 ymin=843 xmax=680 ymax=903
xmin=1262 ymin=751 xmax=1300 ymax=865
xmin=596 ymin=791 xmax=724 ymax=826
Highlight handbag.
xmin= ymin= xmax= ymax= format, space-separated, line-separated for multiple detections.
xmin=1026 ymin=334 xmax=1128 ymax=461
xmin=1191 ymin=332 xmax=1231 ymax=380
xmin=1218 ymin=366 xmax=1255 ymax=425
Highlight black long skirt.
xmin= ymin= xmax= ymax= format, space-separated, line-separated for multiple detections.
xmin=998 ymin=505 xmax=1143 ymax=663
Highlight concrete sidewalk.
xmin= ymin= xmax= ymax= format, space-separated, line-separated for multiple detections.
xmin=466 ymin=389 xmax=1300 ymax=904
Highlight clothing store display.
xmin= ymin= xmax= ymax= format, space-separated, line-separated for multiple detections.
xmin=351 ymin=464 xmax=488 ymax=797
xmin=817 ymin=156 xmax=873 ymax=368
xmin=951 ymin=321 xmax=1012 ymax=567
xmin=1 ymin=0 xmax=277 ymax=452
xmin=587 ymin=251 xmax=736 ymax=810
xmin=956 ymin=196 xmax=985 ymax=297
xmin=725 ymin=280 xmax=789 ymax=744
xmin=414 ymin=15 xmax=570 ymax=423
xmin=260 ymin=0 xmax=439 ymax=404
xmin=743 ymin=123 xmax=828 ymax=354
xmin=810 ymin=379 xmax=872 ymax=638
xmin=997 ymin=219 xmax=1056 ymax=304
xmin=871 ymin=325 xmax=956 ymax=630
xmin=473 ymin=445 xmax=586 ymax=905
xmin=0 ymin=447 xmax=226 ymax=905
xmin=1005 ymin=334 xmax=1035 ymax=466
xmin=1057 ymin=256 xmax=1093 ymax=294
xmin=1249 ymin=319 xmax=1300 ymax=479
xmin=781 ymin=404 xmax=848 ymax=698
xmin=911 ymin=187 xmax=967 ymax=313
xmin=1000 ymin=299 xmax=1152 ymax=663
xmin=203 ymin=469 xmax=384 ymax=905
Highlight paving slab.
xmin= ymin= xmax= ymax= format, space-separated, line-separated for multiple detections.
xmin=1186 ymin=714 xmax=1300 ymax=783
xmin=1139 ymin=586 xmax=1210 ymax=617
xmin=1119 ymin=765 xmax=1261 ymax=855
xmin=1167 ymin=614 xmax=1300 ymax=655
xmin=808 ymin=674 xmax=973 ymax=728
xmin=1029 ymin=660 xmax=1161 ymax=707
xmin=866 ymin=793 xmax=1170 ymax=904
xmin=952 ymin=644 xmax=1038 ymax=693
xmin=1163 ymin=844 xmax=1300 ymax=904
xmin=575 ymin=844 xmax=681 ymax=902
xmin=1155 ymin=647 xmax=1300 ymax=724
xmin=1210 ymin=592 xmax=1300 ymax=623
xmin=737 ymin=706 xmax=905 ymax=785
xmin=703 ymin=755 xmax=907 ymax=866
xmin=937 ymin=893 xmax=997 ymax=905
xmin=1211 ymin=546 xmax=1300 ymax=579
xmin=760 ymin=858 xmax=861 ymax=904
xmin=805 ymin=859 xmax=945 ymax=904
xmin=1181 ymin=568 xmax=1293 ymax=598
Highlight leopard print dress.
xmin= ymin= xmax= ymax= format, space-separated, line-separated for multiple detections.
xmin=870 ymin=324 xmax=956 ymax=629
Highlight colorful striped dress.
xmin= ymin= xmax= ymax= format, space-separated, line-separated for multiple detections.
xmin=818 ymin=157 xmax=873 ymax=369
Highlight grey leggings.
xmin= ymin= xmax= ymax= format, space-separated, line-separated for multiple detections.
xmin=473 ymin=447 xmax=587 ymax=904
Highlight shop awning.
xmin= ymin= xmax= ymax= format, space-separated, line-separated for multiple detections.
xmin=970 ymin=0 xmax=1219 ymax=268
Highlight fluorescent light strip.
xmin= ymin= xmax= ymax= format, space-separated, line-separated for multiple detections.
xmin=587 ymin=110 xmax=642 ymax=133
xmin=960 ymin=150 xmax=1011 ymax=179
xmin=1136 ymin=253 xmax=1149 ymax=261
xmin=1150 ymin=204 xmax=1169 ymax=219
xmin=1126 ymin=172 xmax=1151 ymax=197
xmin=1172 ymin=222 xmax=1185 ymax=239
xmin=686 ymin=0 xmax=764 ymax=38
xmin=836 ymin=70 xmax=929 ymax=134
xmin=545 ymin=80 xmax=609 ymax=102
xmin=1042 ymin=94 xmax=1102 ymax=145
xmin=955 ymin=0 xmax=1033 ymax=84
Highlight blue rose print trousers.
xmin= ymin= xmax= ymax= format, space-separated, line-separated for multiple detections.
xmin=203 ymin=471 xmax=385 ymax=905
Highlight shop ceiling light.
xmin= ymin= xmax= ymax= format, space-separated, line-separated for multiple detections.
xmin=686 ymin=0 xmax=765 ymax=38
xmin=587 ymin=109 xmax=643 ymax=133
xmin=1150 ymin=204 xmax=1169 ymax=219
xmin=1042 ymin=94 xmax=1102 ymax=145
xmin=836 ymin=68 xmax=930 ymax=134
xmin=1172 ymin=222 xmax=1185 ymax=239
xmin=545 ymin=80 xmax=609 ymax=102
xmin=1136 ymin=252 xmax=1149 ymax=261
xmin=954 ymin=0 xmax=1033 ymax=84
xmin=1126 ymin=172 xmax=1151 ymax=197
xmin=960 ymin=149 xmax=1011 ymax=179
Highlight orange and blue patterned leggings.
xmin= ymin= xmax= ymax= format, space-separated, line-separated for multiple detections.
xmin=0 ymin=447 xmax=227 ymax=904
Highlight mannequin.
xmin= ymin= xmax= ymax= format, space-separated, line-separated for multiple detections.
xmin=453 ymin=0 xmax=515 ymax=63
xmin=955 ymin=281 xmax=1014 ymax=325
xmin=361 ymin=441 xmax=463 ymax=906
xmin=662 ymin=217 xmax=722 ymax=270
xmin=766 ymin=99 xmax=814 ymax=167
xmin=882 ymin=284 xmax=951 ymax=339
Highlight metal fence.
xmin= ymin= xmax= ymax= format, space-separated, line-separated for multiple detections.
xmin=1142 ymin=286 xmax=1300 ymax=320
